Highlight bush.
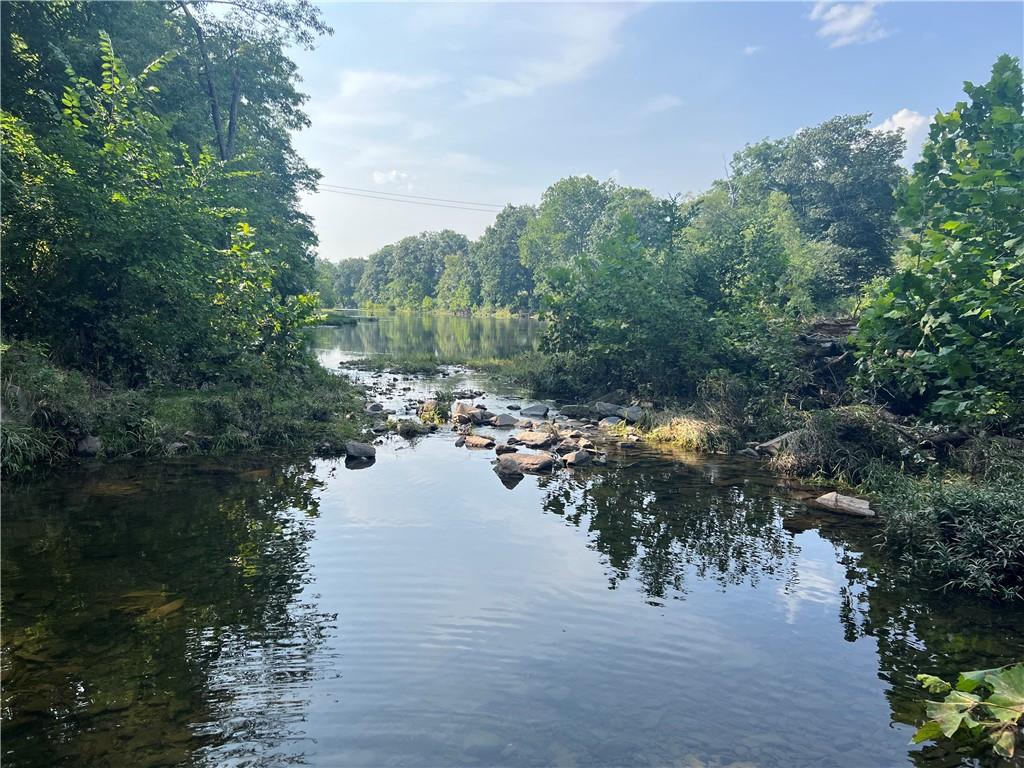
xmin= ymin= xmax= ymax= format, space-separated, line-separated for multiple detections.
xmin=875 ymin=472 xmax=1024 ymax=600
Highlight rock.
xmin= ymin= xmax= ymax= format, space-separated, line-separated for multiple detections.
xmin=490 ymin=413 xmax=518 ymax=428
xmin=493 ymin=452 xmax=559 ymax=476
xmin=621 ymin=406 xmax=644 ymax=424
xmin=559 ymin=404 xmax=596 ymax=419
xmin=554 ymin=439 xmax=579 ymax=455
xmin=454 ymin=436 xmax=466 ymax=447
xmin=593 ymin=401 xmax=625 ymax=418
xmin=75 ymin=435 xmax=102 ymax=457
xmin=509 ymin=430 xmax=556 ymax=449
xmin=519 ymin=404 xmax=549 ymax=418
xmin=495 ymin=444 xmax=518 ymax=455
xmin=365 ymin=403 xmax=384 ymax=413
xmin=597 ymin=388 xmax=630 ymax=405
xmin=344 ymin=455 xmax=375 ymax=470
xmin=598 ymin=417 xmax=623 ymax=428
xmin=737 ymin=448 xmax=761 ymax=459
xmin=453 ymin=401 xmax=479 ymax=418
xmin=470 ymin=410 xmax=496 ymax=425
xmin=463 ymin=435 xmax=496 ymax=449
xmin=166 ymin=441 xmax=188 ymax=456
xmin=813 ymin=491 xmax=874 ymax=518
xmin=507 ymin=404 xmax=521 ymax=410
xmin=344 ymin=441 xmax=376 ymax=459
xmin=395 ymin=420 xmax=431 ymax=439
xmin=754 ymin=429 xmax=806 ymax=456
xmin=564 ymin=450 xmax=591 ymax=467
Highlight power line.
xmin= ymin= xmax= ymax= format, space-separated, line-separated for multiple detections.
xmin=319 ymin=183 xmax=504 ymax=210
xmin=317 ymin=186 xmax=500 ymax=213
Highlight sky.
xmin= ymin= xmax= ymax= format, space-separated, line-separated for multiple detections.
xmin=289 ymin=1 xmax=1024 ymax=261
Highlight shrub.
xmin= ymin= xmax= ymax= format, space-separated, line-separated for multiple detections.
xmin=648 ymin=416 xmax=739 ymax=453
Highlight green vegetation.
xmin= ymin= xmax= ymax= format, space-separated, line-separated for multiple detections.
xmin=1 ymin=341 xmax=364 ymax=477
xmin=914 ymin=663 xmax=1024 ymax=758
xmin=0 ymin=2 xmax=370 ymax=475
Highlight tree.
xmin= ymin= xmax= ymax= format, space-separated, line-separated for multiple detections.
xmin=472 ymin=204 xmax=536 ymax=311
xmin=730 ymin=114 xmax=906 ymax=290
xmin=856 ymin=55 xmax=1024 ymax=424
xmin=436 ymin=252 xmax=480 ymax=312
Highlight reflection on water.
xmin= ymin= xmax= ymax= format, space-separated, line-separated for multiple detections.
xmin=308 ymin=310 xmax=542 ymax=363
xmin=4 ymin=315 xmax=1022 ymax=767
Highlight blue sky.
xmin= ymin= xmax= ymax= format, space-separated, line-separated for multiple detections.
xmin=290 ymin=2 xmax=1024 ymax=260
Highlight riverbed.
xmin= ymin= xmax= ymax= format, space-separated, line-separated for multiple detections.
xmin=2 ymin=314 xmax=1021 ymax=767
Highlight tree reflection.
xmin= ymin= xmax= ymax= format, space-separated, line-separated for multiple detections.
xmin=1 ymin=459 xmax=332 ymax=767
xmin=535 ymin=451 xmax=801 ymax=600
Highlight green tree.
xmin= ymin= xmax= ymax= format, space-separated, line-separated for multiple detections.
xmin=856 ymin=55 xmax=1024 ymax=423
xmin=730 ymin=114 xmax=906 ymax=290
xmin=472 ymin=204 xmax=536 ymax=311
xmin=436 ymin=252 xmax=480 ymax=312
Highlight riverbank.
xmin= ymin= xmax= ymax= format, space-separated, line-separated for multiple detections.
xmin=0 ymin=342 xmax=368 ymax=478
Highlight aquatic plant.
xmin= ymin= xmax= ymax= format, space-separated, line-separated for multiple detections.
xmin=914 ymin=663 xmax=1024 ymax=758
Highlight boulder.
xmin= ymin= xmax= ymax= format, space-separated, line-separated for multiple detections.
xmin=75 ymin=435 xmax=103 ymax=457
xmin=344 ymin=441 xmax=376 ymax=459
xmin=519 ymin=404 xmax=549 ymax=418
xmin=365 ymin=402 xmax=384 ymax=413
xmin=564 ymin=450 xmax=591 ymax=467
xmin=621 ymin=406 xmax=644 ymax=424
xmin=490 ymin=413 xmax=518 ymax=428
xmin=453 ymin=401 xmax=479 ymax=418
xmin=495 ymin=444 xmax=518 ymax=455
xmin=470 ymin=410 xmax=496 ymax=425
xmin=558 ymin=404 xmax=596 ymax=420
xmin=493 ymin=452 xmax=560 ymax=476
xmin=813 ymin=492 xmax=874 ymax=518
xmin=593 ymin=401 xmax=625 ymax=418
xmin=454 ymin=436 xmax=466 ymax=447
xmin=507 ymin=404 xmax=521 ymax=411
xmin=598 ymin=417 xmax=623 ymax=428
xmin=509 ymin=430 xmax=556 ymax=449
xmin=596 ymin=388 xmax=629 ymax=405
xmin=463 ymin=435 xmax=496 ymax=449
xmin=166 ymin=441 xmax=189 ymax=456
xmin=554 ymin=439 xmax=579 ymax=455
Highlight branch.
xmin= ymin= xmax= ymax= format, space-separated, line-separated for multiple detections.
xmin=176 ymin=1 xmax=227 ymax=161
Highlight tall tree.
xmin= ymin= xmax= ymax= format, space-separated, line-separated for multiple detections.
xmin=472 ymin=204 xmax=536 ymax=311
xmin=730 ymin=114 xmax=906 ymax=289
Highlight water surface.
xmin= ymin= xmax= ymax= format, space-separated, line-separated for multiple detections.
xmin=3 ymin=316 xmax=1021 ymax=768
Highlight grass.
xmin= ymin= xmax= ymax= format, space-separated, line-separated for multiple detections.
xmin=646 ymin=416 xmax=739 ymax=453
xmin=1 ymin=341 xmax=367 ymax=478
xmin=867 ymin=469 xmax=1024 ymax=600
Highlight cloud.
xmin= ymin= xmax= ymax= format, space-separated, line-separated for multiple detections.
xmin=372 ymin=169 xmax=415 ymax=189
xmin=310 ymin=69 xmax=445 ymax=128
xmin=639 ymin=94 xmax=682 ymax=117
xmin=743 ymin=45 xmax=763 ymax=56
xmin=464 ymin=5 xmax=636 ymax=105
xmin=809 ymin=2 xmax=889 ymax=48
xmin=874 ymin=108 xmax=930 ymax=165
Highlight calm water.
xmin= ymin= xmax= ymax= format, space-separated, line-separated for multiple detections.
xmin=3 ymin=315 xmax=1022 ymax=768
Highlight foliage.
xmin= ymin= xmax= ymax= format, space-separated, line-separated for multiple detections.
xmin=315 ymin=257 xmax=366 ymax=307
xmin=1 ymin=1 xmax=329 ymax=385
xmin=729 ymin=113 xmax=906 ymax=290
xmin=356 ymin=230 xmax=470 ymax=308
xmin=1 ymin=340 xmax=363 ymax=477
xmin=873 ymin=470 xmax=1024 ymax=600
xmin=856 ymin=55 xmax=1024 ymax=425
xmin=913 ymin=663 xmax=1024 ymax=758
xmin=472 ymin=204 xmax=536 ymax=311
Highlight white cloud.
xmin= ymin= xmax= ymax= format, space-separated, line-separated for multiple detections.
xmin=464 ymin=5 xmax=636 ymax=105
xmin=743 ymin=45 xmax=763 ymax=56
xmin=372 ymin=169 xmax=415 ymax=189
xmin=874 ymin=107 xmax=931 ymax=165
xmin=639 ymin=94 xmax=682 ymax=117
xmin=809 ymin=2 xmax=889 ymax=48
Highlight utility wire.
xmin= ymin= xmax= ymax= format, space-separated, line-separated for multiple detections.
xmin=319 ymin=183 xmax=504 ymax=210
xmin=317 ymin=186 xmax=500 ymax=213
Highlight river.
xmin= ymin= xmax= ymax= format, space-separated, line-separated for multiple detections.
xmin=2 ymin=313 xmax=1021 ymax=767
